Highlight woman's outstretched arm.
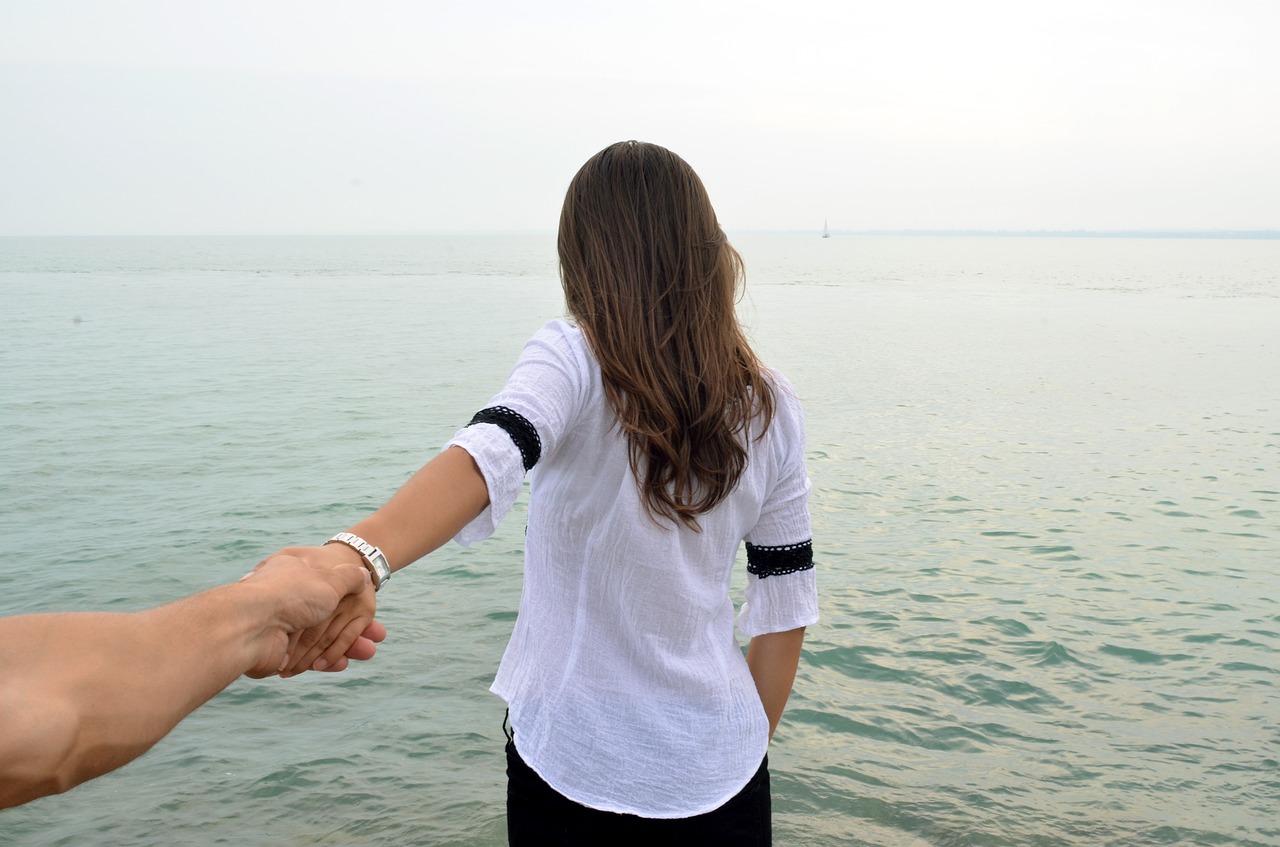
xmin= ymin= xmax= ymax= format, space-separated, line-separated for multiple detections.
xmin=278 ymin=446 xmax=490 ymax=676
xmin=746 ymin=626 xmax=807 ymax=740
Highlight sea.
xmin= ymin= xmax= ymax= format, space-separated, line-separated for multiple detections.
xmin=1 ymin=233 xmax=1276 ymax=846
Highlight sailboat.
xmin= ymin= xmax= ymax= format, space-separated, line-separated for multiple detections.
xmin=822 ymin=219 xmax=830 ymax=239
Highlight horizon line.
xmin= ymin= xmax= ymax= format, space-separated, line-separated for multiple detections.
xmin=1 ymin=228 xmax=1276 ymax=240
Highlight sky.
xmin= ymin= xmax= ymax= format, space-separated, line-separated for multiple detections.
xmin=1 ymin=0 xmax=1277 ymax=235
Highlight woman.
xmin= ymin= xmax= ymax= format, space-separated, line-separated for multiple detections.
xmin=280 ymin=141 xmax=818 ymax=844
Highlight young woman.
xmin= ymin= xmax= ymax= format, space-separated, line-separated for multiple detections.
xmin=278 ymin=141 xmax=818 ymax=844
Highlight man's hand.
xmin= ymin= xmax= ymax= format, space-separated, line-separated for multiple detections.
xmin=238 ymin=554 xmax=384 ymax=678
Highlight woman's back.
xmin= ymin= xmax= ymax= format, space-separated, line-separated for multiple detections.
xmin=448 ymin=318 xmax=816 ymax=816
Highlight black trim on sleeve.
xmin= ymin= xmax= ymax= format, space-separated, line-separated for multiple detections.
xmin=467 ymin=406 xmax=542 ymax=471
xmin=745 ymin=540 xmax=814 ymax=579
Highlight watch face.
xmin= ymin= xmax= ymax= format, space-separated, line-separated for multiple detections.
xmin=372 ymin=556 xmax=391 ymax=581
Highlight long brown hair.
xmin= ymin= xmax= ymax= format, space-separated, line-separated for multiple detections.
xmin=557 ymin=140 xmax=776 ymax=529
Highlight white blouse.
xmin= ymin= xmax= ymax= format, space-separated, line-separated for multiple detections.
xmin=446 ymin=319 xmax=818 ymax=818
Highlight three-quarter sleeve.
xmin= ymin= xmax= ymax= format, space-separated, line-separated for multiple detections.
xmin=445 ymin=321 xmax=589 ymax=546
xmin=737 ymin=374 xmax=820 ymax=637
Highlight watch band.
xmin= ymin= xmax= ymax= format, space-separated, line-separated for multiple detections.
xmin=325 ymin=532 xmax=391 ymax=591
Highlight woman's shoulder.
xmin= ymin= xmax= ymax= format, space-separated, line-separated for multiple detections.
xmin=758 ymin=365 xmax=807 ymax=445
xmin=761 ymin=365 xmax=797 ymax=397
xmin=523 ymin=318 xmax=588 ymax=356
xmin=519 ymin=319 xmax=589 ymax=362
xmin=762 ymin=366 xmax=803 ymax=415
xmin=512 ymin=320 xmax=597 ymax=401
xmin=533 ymin=317 xmax=583 ymax=344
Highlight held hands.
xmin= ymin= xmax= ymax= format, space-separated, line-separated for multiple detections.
xmin=239 ymin=549 xmax=384 ymax=679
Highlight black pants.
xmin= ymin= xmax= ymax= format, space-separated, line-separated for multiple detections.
xmin=505 ymin=737 xmax=772 ymax=846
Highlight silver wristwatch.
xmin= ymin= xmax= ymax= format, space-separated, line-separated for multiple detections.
xmin=325 ymin=532 xmax=391 ymax=591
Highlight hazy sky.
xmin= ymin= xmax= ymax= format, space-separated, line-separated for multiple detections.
xmin=2 ymin=1 xmax=1277 ymax=235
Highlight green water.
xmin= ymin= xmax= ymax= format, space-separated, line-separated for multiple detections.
xmin=1 ymin=234 xmax=1277 ymax=845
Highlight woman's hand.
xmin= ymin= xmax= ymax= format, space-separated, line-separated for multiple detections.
xmin=249 ymin=544 xmax=382 ymax=678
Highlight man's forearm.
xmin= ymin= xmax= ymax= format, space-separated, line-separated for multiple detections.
xmin=0 ymin=586 xmax=268 ymax=809
xmin=746 ymin=626 xmax=806 ymax=740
